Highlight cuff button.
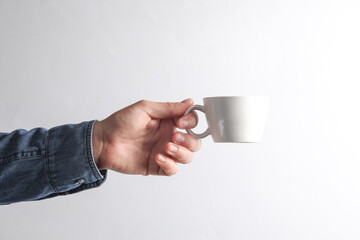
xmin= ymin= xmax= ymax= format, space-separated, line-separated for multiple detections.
xmin=74 ymin=179 xmax=85 ymax=185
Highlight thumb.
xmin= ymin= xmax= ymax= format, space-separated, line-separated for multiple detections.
xmin=138 ymin=98 xmax=194 ymax=119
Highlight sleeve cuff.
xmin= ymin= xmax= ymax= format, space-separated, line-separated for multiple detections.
xmin=46 ymin=120 xmax=107 ymax=195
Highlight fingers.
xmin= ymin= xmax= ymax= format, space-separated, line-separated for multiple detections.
xmin=137 ymin=98 xmax=194 ymax=119
xmin=172 ymin=132 xmax=202 ymax=152
xmin=155 ymin=133 xmax=201 ymax=176
xmin=156 ymin=154 xmax=178 ymax=176
xmin=176 ymin=111 xmax=198 ymax=129
xmin=165 ymin=142 xmax=194 ymax=164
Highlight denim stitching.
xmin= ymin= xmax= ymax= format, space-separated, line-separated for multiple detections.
xmin=45 ymin=128 xmax=58 ymax=192
xmin=89 ymin=120 xmax=103 ymax=178
xmin=0 ymin=149 xmax=45 ymax=165
xmin=85 ymin=120 xmax=102 ymax=181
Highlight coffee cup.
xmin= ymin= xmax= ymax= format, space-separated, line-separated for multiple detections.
xmin=184 ymin=96 xmax=269 ymax=142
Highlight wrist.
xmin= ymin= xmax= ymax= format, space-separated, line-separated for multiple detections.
xmin=92 ymin=120 xmax=105 ymax=170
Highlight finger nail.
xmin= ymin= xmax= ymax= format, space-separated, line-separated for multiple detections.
xmin=180 ymin=121 xmax=189 ymax=128
xmin=176 ymin=134 xmax=185 ymax=143
xmin=168 ymin=144 xmax=178 ymax=153
xmin=158 ymin=155 xmax=166 ymax=163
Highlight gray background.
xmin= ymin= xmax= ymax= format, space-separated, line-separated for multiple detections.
xmin=1 ymin=0 xmax=360 ymax=239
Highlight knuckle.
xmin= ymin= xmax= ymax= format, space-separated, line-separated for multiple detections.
xmin=165 ymin=142 xmax=173 ymax=152
xmin=191 ymin=112 xmax=199 ymax=123
xmin=187 ymin=135 xmax=201 ymax=152
xmin=137 ymin=99 xmax=148 ymax=106
xmin=164 ymin=165 xmax=178 ymax=176
xmin=184 ymin=112 xmax=196 ymax=121
xmin=166 ymin=102 xmax=174 ymax=110
xmin=187 ymin=133 xmax=194 ymax=143
xmin=166 ymin=102 xmax=176 ymax=115
xmin=174 ymin=132 xmax=182 ymax=140
xmin=168 ymin=168 xmax=178 ymax=176
xmin=183 ymin=158 xmax=192 ymax=164
xmin=177 ymin=134 xmax=201 ymax=153
xmin=175 ymin=146 xmax=185 ymax=160
xmin=180 ymin=150 xmax=193 ymax=164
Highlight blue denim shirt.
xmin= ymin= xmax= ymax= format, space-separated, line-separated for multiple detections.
xmin=0 ymin=120 xmax=107 ymax=205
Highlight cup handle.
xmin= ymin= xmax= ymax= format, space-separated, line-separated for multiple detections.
xmin=184 ymin=105 xmax=211 ymax=139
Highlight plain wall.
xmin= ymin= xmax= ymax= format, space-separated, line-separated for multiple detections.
xmin=1 ymin=0 xmax=360 ymax=239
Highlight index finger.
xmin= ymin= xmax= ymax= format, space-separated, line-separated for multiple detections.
xmin=137 ymin=99 xmax=194 ymax=119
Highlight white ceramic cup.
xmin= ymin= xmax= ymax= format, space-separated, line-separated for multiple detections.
xmin=184 ymin=96 xmax=269 ymax=142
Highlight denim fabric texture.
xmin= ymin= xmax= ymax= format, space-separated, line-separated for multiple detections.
xmin=0 ymin=120 xmax=107 ymax=205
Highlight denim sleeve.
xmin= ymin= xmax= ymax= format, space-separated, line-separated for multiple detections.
xmin=0 ymin=120 xmax=107 ymax=205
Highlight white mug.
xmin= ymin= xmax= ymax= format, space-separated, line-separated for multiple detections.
xmin=184 ymin=96 xmax=269 ymax=142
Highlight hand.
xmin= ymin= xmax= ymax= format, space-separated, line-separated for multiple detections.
xmin=92 ymin=99 xmax=202 ymax=176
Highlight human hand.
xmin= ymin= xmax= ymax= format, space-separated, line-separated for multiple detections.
xmin=92 ymin=99 xmax=201 ymax=176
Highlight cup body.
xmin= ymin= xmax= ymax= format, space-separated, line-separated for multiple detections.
xmin=203 ymin=96 xmax=269 ymax=142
